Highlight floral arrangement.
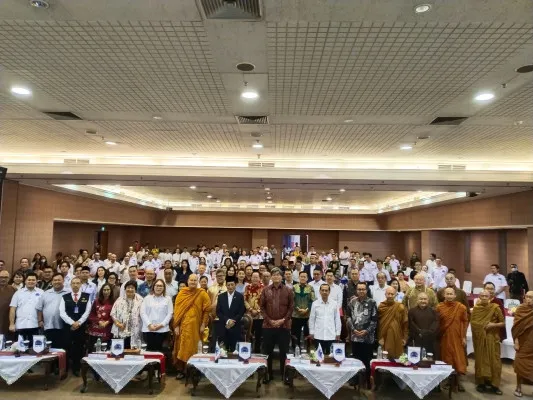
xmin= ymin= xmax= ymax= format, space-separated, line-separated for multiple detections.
xmin=308 ymin=350 xmax=318 ymax=362
xmin=398 ymin=353 xmax=410 ymax=366
xmin=219 ymin=347 xmax=227 ymax=358
xmin=509 ymin=307 xmax=517 ymax=316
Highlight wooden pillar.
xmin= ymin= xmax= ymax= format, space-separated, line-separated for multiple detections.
xmin=251 ymin=229 xmax=268 ymax=250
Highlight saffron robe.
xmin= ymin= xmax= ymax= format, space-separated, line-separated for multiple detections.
xmin=378 ymin=301 xmax=408 ymax=358
xmin=436 ymin=301 xmax=468 ymax=374
xmin=511 ymin=303 xmax=533 ymax=378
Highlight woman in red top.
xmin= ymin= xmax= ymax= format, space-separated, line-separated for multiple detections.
xmin=88 ymin=283 xmax=116 ymax=351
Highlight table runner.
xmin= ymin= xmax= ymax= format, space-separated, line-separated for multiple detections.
xmin=287 ymin=358 xmax=365 ymax=399
xmin=0 ymin=351 xmax=64 ymax=385
xmin=84 ymin=356 xmax=161 ymax=393
xmin=188 ymin=357 xmax=267 ymax=399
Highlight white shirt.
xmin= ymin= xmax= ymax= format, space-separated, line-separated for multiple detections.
xmin=339 ymin=251 xmax=351 ymax=266
xmin=310 ymin=279 xmax=326 ymax=298
xmin=360 ymin=265 xmax=375 ymax=282
xmin=483 ymin=273 xmax=508 ymax=300
xmin=172 ymin=253 xmax=181 ymax=265
xmin=37 ymin=287 xmax=71 ymax=330
xmin=425 ymin=259 xmax=436 ymax=275
xmin=250 ymin=254 xmax=263 ymax=265
xmin=364 ymin=260 xmax=377 ymax=271
xmin=309 ymin=299 xmax=341 ymax=341
xmin=140 ymin=294 xmax=173 ymax=333
xmin=373 ymin=268 xmax=391 ymax=283
xmin=389 ymin=259 xmax=400 ymax=274
xmin=227 ymin=291 xmax=235 ymax=309
xmin=188 ymin=257 xmax=199 ymax=273
xmin=370 ymin=284 xmax=390 ymax=305
xmin=431 ymin=266 xmax=448 ymax=289
xmin=88 ymin=259 xmax=105 ymax=276
xmin=165 ymin=280 xmax=179 ymax=298
xmin=105 ymin=261 xmax=120 ymax=275
xmin=59 ymin=292 xmax=92 ymax=325
xmin=179 ymin=252 xmax=190 ymax=262
xmin=136 ymin=250 xmax=146 ymax=262
xmin=95 ymin=278 xmax=107 ymax=292
xmin=238 ymin=255 xmax=250 ymax=265
xmin=81 ymin=281 xmax=97 ymax=302
xmin=142 ymin=259 xmax=159 ymax=273
xmin=328 ymin=283 xmax=343 ymax=311
xmin=159 ymin=252 xmax=173 ymax=262
xmin=210 ymin=252 xmax=222 ymax=267
xmin=10 ymin=287 xmax=44 ymax=329
xmin=128 ymin=256 xmax=138 ymax=267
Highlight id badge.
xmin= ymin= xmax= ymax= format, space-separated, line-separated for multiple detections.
xmin=74 ymin=306 xmax=79 ymax=314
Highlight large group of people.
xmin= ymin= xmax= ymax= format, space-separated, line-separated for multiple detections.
xmin=0 ymin=242 xmax=531 ymax=396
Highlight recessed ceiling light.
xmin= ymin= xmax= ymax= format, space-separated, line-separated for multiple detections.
xmin=264 ymin=187 xmax=270 ymax=191
xmin=11 ymin=86 xmax=32 ymax=95
xmin=400 ymin=145 xmax=413 ymax=150
xmin=241 ymin=90 xmax=259 ymax=99
xmin=267 ymin=200 xmax=273 ymax=204
xmin=474 ymin=92 xmax=495 ymax=101
xmin=152 ymin=115 xmax=163 ymax=120
xmin=417 ymin=190 xmax=423 ymax=193
xmin=252 ymin=141 xmax=263 ymax=149
xmin=189 ymin=185 xmax=196 ymax=189
xmin=343 ymin=119 xmax=353 ymax=123
xmin=29 ymin=0 xmax=49 ymax=8
xmin=266 ymin=196 xmax=272 ymax=200
xmin=326 ymin=197 xmax=333 ymax=201
xmin=393 ymin=206 xmax=400 ymax=210
xmin=216 ymin=199 xmax=221 ymax=203
xmin=206 ymin=195 xmax=213 ymax=199
xmin=414 ymin=4 xmax=431 ymax=13
xmin=339 ymin=188 xmax=346 ymax=192
xmin=105 ymin=141 xmax=117 ymax=145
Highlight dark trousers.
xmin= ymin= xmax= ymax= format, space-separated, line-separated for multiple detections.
xmin=16 ymin=328 xmax=40 ymax=344
xmin=65 ymin=326 xmax=86 ymax=373
xmin=314 ymin=339 xmax=334 ymax=355
xmin=263 ymin=328 xmax=290 ymax=379
xmin=215 ymin=322 xmax=242 ymax=352
xmin=291 ymin=318 xmax=309 ymax=350
xmin=45 ymin=328 xmax=68 ymax=350
xmin=143 ymin=332 xmax=167 ymax=352
xmin=252 ymin=319 xmax=263 ymax=353
xmin=352 ymin=341 xmax=374 ymax=387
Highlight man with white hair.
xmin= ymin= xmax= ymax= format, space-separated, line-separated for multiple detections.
xmin=104 ymin=254 xmax=120 ymax=275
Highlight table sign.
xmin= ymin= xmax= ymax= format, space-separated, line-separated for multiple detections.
xmin=0 ymin=334 xmax=4 ymax=350
xmin=189 ymin=357 xmax=210 ymax=363
xmin=32 ymin=335 xmax=46 ymax=354
xmin=407 ymin=347 xmax=421 ymax=364
xmin=341 ymin=358 xmax=358 ymax=366
xmin=124 ymin=354 xmax=144 ymax=360
xmin=291 ymin=358 xmax=311 ymax=365
xmin=431 ymin=364 xmax=453 ymax=371
xmin=88 ymin=353 xmax=108 ymax=360
xmin=316 ymin=343 xmax=324 ymax=366
xmin=332 ymin=343 xmax=346 ymax=362
xmin=17 ymin=335 xmax=27 ymax=352
xmin=238 ymin=342 xmax=251 ymax=362
xmin=218 ymin=359 xmax=240 ymax=364
xmin=111 ymin=339 xmax=124 ymax=357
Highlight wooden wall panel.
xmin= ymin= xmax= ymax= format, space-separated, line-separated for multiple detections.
xmin=140 ymin=227 xmax=252 ymax=250
xmin=507 ymin=229 xmax=528 ymax=270
xmin=338 ymin=231 xmax=404 ymax=260
xmin=0 ymin=180 xmax=19 ymax=268
xmin=386 ymin=191 xmax=533 ymax=230
xmin=467 ymin=231 xmax=499 ymax=287
xmin=403 ymin=231 xmax=421 ymax=261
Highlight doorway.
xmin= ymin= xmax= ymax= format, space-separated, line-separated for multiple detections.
xmin=94 ymin=230 xmax=108 ymax=256
xmin=281 ymin=233 xmax=308 ymax=258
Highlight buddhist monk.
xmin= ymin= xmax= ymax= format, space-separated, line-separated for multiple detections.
xmin=0 ymin=271 xmax=16 ymax=340
xmin=483 ymin=282 xmax=507 ymax=342
xmin=408 ymin=292 xmax=439 ymax=359
xmin=437 ymin=273 xmax=470 ymax=319
xmin=436 ymin=287 xmax=468 ymax=391
xmin=172 ymin=274 xmax=210 ymax=380
xmin=512 ymin=291 xmax=533 ymax=398
xmin=403 ymin=274 xmax=437 ymax=310
xmin=378 ymin=287 xmax=408 ymax=358
xmin=471 ymin=290 xmax=504 ymax=395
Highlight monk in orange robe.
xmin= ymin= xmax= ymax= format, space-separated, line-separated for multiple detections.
xmin=471 ymin=290 xmax=504 ymax=394
xmin=378 ymin=287 xmax=408 ymax=358
xmin=512 ymin=291 xmax=533 ymax=397
xmin=172 ymin=274 xmax=211 ymax=380
xmin=436 ymin=287 xmax=468 ymax=391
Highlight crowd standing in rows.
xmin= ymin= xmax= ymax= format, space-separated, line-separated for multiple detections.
xmin=0 ymin=243 xmax=531 ymax=396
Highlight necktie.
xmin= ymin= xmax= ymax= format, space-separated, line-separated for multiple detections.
xmin=74 ymin=293 xmax=78 ymax=302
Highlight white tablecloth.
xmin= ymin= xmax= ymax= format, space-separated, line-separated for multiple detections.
xmin=466 ymin=316 xmax=515 ymax=359
xmin=83 ymin=356 xmax=160 ymax=393
xmin=0 ymin=353 xmax=60 ymax=385
xmin=188 ymin=356 xmax=267 ymax=399
xmin=374 ymin=364 xmax=453 ymax=399
xmin=288 ymin=358 xmax=365 ymax=399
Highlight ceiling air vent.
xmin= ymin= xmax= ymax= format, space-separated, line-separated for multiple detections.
xmin=430 ymin=116 xmax=468 ymax=126
xmin=265 ymin=204 xmax=276 ymax=209
xmin=63 ymin=158 xmax=90 ymax=165
xmin=438 ymin=164 xmax=466 ymax=171
xmin=43 ymin=111 xmax=83 ymax=120
xmin=246 ymin=204 xmax=259 ymax=208
xmin=200 ymin=0 xmax=262 ymax=20
xmin=236 ymin=115 xmax=269 ymax=125
xmin=248 ymin=161 xmax=275 ymax=168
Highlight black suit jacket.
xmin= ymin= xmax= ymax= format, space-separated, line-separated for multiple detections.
xmin=216 ymin=291 xmax=245 ymax=326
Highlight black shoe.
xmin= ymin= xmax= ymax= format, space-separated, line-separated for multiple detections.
xmin=175 ymin=372 xmax=185 ymax=380
xmin=476 ymin=384 xmax=485 ymax=393
xmin=72 ymin=370 xmax=80 ymax=377
xmin=263 ymin=376 xmax=272 ymax=384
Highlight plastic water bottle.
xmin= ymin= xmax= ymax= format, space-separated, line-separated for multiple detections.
xmin=421 ymin=347 xmax=427 ymax=360
xmin=377 ymin=345 xmax=383 ymax=359
xmin=197 ymin=340 xmax=203 ymax=355
xmin=95 ymin=338 xmax=102 ymax=352
xmin=295 ymin=346 xmax=301 ymax=358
